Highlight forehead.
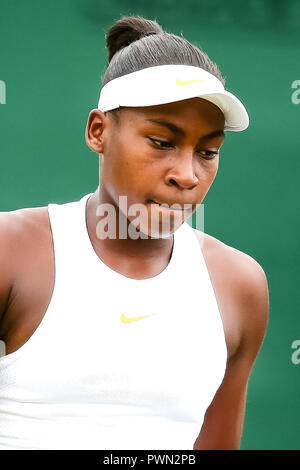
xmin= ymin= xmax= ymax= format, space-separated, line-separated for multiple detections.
xmin=116 ymin=97 xmax=225 ymax=134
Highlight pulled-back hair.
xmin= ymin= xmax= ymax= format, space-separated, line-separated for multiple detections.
xmin=102 ymin=16 xmax=225 ymax=87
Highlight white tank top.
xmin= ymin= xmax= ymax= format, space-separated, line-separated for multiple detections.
xmin=0 ymin=193 xmax=227 ymax=450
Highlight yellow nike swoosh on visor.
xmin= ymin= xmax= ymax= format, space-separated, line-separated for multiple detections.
xmin=121 ymin=313 xmax=153 ymax=323
xmin=176 ymin=79 xmax=206 ymax=85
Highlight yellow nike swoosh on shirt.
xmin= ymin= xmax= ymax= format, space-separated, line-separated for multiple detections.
xmin=176 ymin=79 xmax=205 ymax=85
xmin=121 ymin=313 xmax=153 ymax=323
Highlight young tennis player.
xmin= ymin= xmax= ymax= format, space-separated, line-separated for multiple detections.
xmin=0 ymin=16 xmax=269 ymax=450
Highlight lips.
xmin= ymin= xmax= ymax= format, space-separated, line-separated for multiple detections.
xmin=149 ymin=199 xmax=189 ymax=211
xmin=150 ymin=199 xmax=165 ymax=206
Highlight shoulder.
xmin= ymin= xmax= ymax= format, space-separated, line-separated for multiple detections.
xmin=0 ymin=205 xmax=50 ymax=247
xmin=0 ymin=206 xmax=51 ymax=314
xmin=198 ymin=229 xmax=269 ymax=298
xmin=192 ymin=228 xmax=269 ymax=360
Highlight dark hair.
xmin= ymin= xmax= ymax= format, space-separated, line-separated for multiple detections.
xmin=102 ymin=16 xmax=225 ymax=87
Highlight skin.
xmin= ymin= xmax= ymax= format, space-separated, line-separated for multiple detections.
xmin=0 ymin=97 xmax=269 ymax=450
xmin=85 ymin=98 xmax=225 ymax=274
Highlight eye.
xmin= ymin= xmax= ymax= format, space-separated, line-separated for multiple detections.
xmin=197 ymin=150 xmax=219 ymax=160
xmin=148 ymin=138 xmax=174 ymax=149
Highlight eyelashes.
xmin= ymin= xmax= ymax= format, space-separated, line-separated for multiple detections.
xmin=198 ymin=150 xmax=219 ymax=159
xmin=148 ymin=138 xmax=219 ymax=159
xmin=148 ymin=138 xmax=173 ymax=149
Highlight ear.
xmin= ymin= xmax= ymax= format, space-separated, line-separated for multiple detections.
xmin=85 ymin=109 xmax=106 ymax=154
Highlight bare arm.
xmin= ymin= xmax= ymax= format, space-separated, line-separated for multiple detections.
xmin=0 ymin=213 xmax=16 ymax=326
xmin=193 ymin=252 xmax=269 ymax=450
xmin=0 ymin=209 xmax=36 ymax=339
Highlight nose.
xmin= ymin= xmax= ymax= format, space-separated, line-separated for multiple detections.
xmin=165 ymin=151 xmax=199 ymax=190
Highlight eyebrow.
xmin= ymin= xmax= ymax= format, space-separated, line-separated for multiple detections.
xmin=146 ymin=118 xmax=225 ymax=140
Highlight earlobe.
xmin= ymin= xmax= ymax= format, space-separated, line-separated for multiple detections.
xmin=85 ymin=109 xmax=105 ymax=154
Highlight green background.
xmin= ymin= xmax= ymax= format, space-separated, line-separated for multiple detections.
xmin=1 ymin=0 xmax=299 ymax=450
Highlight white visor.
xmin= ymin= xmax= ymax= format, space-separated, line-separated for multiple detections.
xmin=97 ymin=64 xmax=249 ymax=132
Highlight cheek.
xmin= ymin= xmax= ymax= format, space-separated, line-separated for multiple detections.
xmin=208 ymin=165 xmax=218 ymax=185
xmin=195 ymin=160 xmax=219 ymax=199
xmin=102 ymin=142 xmax=152 ymax=198
xmin=208 ymin=168 xmax=219 ymax=193
xmin=202 ymin=157 xmax=219 ymax=182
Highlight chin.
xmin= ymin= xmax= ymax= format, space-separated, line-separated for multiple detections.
xmin=129 ymin=217 xmax=185 ymax=240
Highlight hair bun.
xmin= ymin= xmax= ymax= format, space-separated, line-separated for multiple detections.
xmin=106 ymin=16 xmax=164 ymax=63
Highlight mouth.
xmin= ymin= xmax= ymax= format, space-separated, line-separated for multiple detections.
xmin=148 ymin=199 xmax=192 ymax=212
